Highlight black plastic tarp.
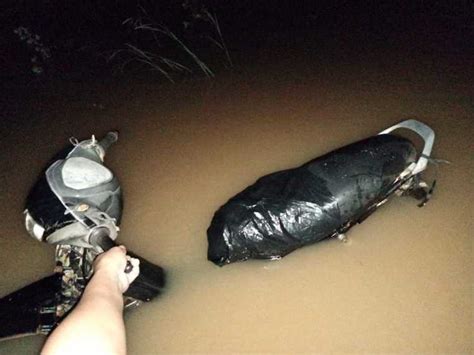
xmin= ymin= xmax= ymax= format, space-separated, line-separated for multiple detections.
xmin=207 ymin=134 xmax=417 ymax=266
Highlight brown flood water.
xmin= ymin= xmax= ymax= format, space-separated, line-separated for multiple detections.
xmin=0 ymin=54 xmax=473 ymax=353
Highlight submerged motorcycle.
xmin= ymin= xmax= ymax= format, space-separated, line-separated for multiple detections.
xmin=208 ymin=119 xmax=442 ymax=265
xmin=0 ymin=132 xmax=165 ymax=340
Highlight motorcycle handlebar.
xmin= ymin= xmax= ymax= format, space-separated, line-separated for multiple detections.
xmin=89 ymin=227 xmax=133 ymax=273
xmin=98 ymin=131 xmax=119 ymax=152
xmin=89 ymin=227 xmax=166 ymax=301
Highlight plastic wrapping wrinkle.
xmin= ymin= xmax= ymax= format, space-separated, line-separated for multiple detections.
xmin=207 ymin=134 xmax=417 ymax=266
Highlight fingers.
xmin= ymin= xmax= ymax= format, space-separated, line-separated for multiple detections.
xmin=95 ymin=245 xmax=125 ymax=263
xmin=118 ymin=257 xmax=140 ymax=293
xmin=93 ymin=246 xmax=141 ymax=293
xmin=126 ymin=257 xmax=140 ymax=284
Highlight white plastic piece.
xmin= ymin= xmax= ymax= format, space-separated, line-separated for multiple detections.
xmin=25 ymin=211 xmax=45 ymax=241
xmin=62 ymin=157 xmax=113 ymax=190
xmin=379 ymin=119 xmax=435 ymax=175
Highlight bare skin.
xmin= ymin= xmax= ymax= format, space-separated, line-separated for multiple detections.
xmin=42 ymin=246 xmax=140 ymax=355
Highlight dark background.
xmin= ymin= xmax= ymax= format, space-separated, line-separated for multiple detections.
xmin=1 ymin=0 xmax=472 ymax=85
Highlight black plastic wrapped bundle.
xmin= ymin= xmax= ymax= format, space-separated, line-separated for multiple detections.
xmin=207 ymin=134 xmax=417 ymax=266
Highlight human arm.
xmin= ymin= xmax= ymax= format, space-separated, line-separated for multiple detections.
xmin=41 ymin=246 xmax=139 ymax=355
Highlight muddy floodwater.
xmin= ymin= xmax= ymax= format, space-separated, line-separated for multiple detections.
xmin=0 ymin=52 xmax=472 ymax=353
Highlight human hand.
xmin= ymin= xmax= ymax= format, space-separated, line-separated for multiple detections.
xmin=93 ymin=246 xmax=140 ymax=293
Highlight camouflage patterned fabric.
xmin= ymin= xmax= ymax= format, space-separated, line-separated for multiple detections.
xmin=54 ymin=245 xmax=96 ymax=318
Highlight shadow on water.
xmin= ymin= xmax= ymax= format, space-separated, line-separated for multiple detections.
xmin=0 ymin=46 xmax=473 ymax=353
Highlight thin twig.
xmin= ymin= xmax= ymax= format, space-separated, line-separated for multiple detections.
xmin=135 ymin=24 xmax=214 ymax=77
xmin=204 ymin=10 xmax=232 ymax=67
xmin=136 ymin=58 xmax=174 ymax=82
